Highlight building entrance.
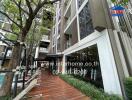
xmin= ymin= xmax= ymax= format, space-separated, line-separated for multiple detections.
xmin=66 ymin=44 xmax=103 ymax=88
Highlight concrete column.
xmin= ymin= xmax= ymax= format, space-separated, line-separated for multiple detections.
xmin=97 ymin=30 xmax=122 ymax=96
xmin=35 ymin=47 xmax=39 ymax=58
xmin=62 ymin=55 xmax=66 ymax=74
xmin=34 ymin=47 xmax=39 ymax=67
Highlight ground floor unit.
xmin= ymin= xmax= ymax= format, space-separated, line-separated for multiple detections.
xmin=46 ymin=29 xmax=131 ymax=97
xmin=35 ymin=29 xmax=131 ymax=98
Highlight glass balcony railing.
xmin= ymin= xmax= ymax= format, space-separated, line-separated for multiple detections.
xmin=41 ymin=35 xmax=50 ymax=41
xmin=39 ymin=48 xmax=48 ymax=53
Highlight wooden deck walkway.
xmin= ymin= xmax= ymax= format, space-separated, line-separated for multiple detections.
xmin=27 ymin=69 xmax=90 ymax=100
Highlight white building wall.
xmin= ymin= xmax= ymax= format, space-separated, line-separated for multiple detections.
xmin=62 ymin=29 xmax=122 ymax=96
xmin=55 ymin=0 xmax=124 ymax=96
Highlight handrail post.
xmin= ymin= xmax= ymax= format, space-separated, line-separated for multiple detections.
xmin=13 ymin=73 xmax=18 ymax=97
xmin=31 ymin=66 xmax=33 ymax=76
xmin=22 ymin=71 xmax=25 ymax=90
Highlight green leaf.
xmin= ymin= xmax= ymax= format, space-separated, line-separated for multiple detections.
xmin=123 ymin=0 xmax=129 ymax=3
xmin=5 ymin=33 xmax=17 ymax=41
xmin=111 ymin=0 xmax=116 ymax=3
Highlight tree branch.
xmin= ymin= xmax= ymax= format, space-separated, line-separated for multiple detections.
xmin=18 ymin=0 xmax=23 ymax=27
xmin=0 ymin=33 xmax=16 ymax=45
xmin=0 ymin=11 xmax=22 ymax=29
xmin=33 ymin=0 xmax=60 ymax=16
xmin=0 ymin=28 xmax=18 ymax=35
xmin=25 ymin=0 xmax=33 ymax=16
xmin=12 ymin=0 xmax=29 ymax=15
xmin=47 ymin=0 xmax=61 ymax=4
xmin=31 ymin=0 xmax=38 ymax=6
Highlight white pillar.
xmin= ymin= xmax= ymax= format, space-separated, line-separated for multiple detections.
xmin=62 ymin=55 xmax=66 ymax=74
xmin=35 ymin=47 xmax=39 ymax=58
xmin=97 ymin=31 xmax=122 ymax=96
xmin=34 ymin=47 xmax=39 ymax=67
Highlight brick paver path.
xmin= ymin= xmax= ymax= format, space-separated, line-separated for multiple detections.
xmin=27 ymin=69 xmax=90 ymax=100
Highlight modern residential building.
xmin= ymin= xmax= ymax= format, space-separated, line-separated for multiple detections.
xmin=34 ymin=34 xmax=50 ymax=67
xmin=48 ymin=0 xmax=132 ymax=98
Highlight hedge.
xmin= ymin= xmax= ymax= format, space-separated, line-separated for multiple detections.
xmin=124 ymin=77 xmax=132 ymax=100
xmin=60 ymin=74 xmax=122 ymax=100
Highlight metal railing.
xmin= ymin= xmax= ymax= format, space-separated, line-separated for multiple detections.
xmin=0 ymin=65 xmax=38 ymax=98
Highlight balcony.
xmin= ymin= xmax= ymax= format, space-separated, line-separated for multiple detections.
xmin=39 ymin=48 xmax=48 ymax=53
xmin=41 ymin=35 xmax=50 ymax=43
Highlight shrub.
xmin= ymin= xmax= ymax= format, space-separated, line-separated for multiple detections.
xmin=60 ymin=74 xmax=122 ymax=100
xmin=124 ymin=77 xmax=132 ymax=100
xmin=0 ymin=95 xmax=11 ymax=100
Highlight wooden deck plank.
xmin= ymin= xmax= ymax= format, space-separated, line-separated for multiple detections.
xmin=28 ymin=69 xmax=90 ymax=100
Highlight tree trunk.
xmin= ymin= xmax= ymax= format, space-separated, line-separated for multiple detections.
xmin=0 ymin=13 xmax=33 ymax=97
xmin=0 ymin=44 xmax=21 ymax=96
xmin=0 ymin=35 xmax=25 ymax=96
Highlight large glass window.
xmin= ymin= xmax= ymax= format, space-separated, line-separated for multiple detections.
xmin=79 ymin=2 xmax=94 ymax=39
xmin=66 ymin=44 xmax=103 ymax=88
xmin=118 ymin=14 xmax=132 ymax=38
xmin=78 ymin=0 xmax=84 ymax=8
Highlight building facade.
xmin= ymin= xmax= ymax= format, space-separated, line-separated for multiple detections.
xmin=34 ymin=34 xmax=51 ymax=67
xmin=49 ymin=0 xmax=132 ymax=97
xmin=0 ymin=0 xmax=13 ymax=67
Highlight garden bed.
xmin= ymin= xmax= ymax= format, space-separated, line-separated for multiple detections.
xmin=60 ymin=74 xmax=122 ymax=100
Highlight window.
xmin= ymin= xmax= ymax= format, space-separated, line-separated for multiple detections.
xmin=79 ymin=2 xmax=94 ymax=39
xmin=78 ymin=0 xmax=84 ymax=8
xmin=53 ymin=47 xmax=55 ymax=53
xmin=65 ymin=34 xmax=72 ymax=49
xmin=58 ymin=9 xmax=61 ymax=21
xmin=66 ymin=44 xmax=103 ymax=88
xmin=52 ymin=36 xmax=55 ymax=46
xmin=53 ymin=46 xmax=56 ymax=53
xmin=57 ymin=38 xmax=61 ymax=52
xmin=58 ymin=23 xmax=61 ymax=34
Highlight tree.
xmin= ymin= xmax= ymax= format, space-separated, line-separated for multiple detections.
xmin=111 ymin=0 xmax=129 ymax=5
xmin=26 ymin=8 xmax=54 ymax=58
xmin=0 ymin=0 xmax=60 ymax=96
